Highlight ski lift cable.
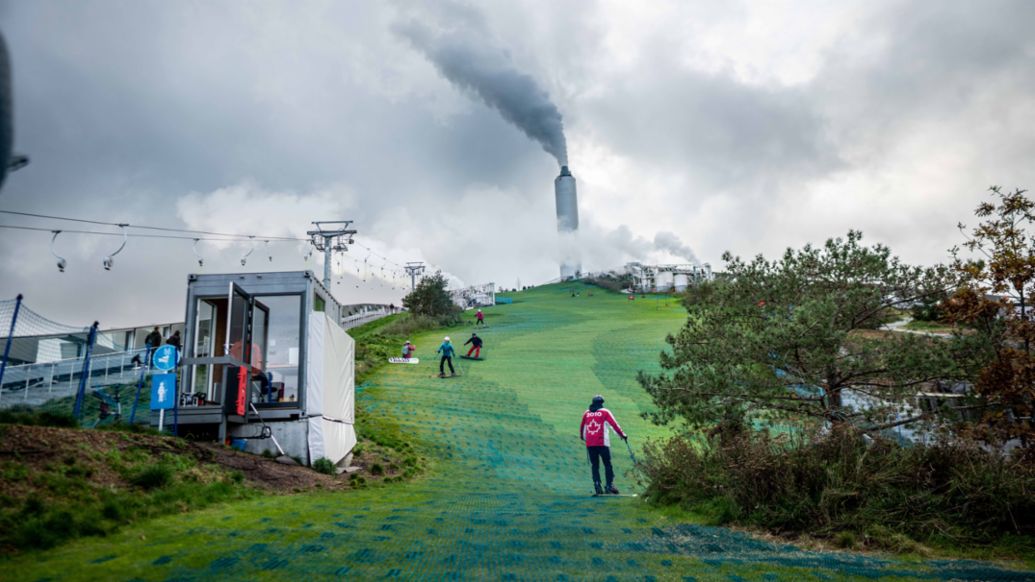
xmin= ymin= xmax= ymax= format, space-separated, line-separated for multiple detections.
xmin=0 ymin=224 xmax=297 ymax=243
xmin=0 ymin=209 xmax=304 ymax=241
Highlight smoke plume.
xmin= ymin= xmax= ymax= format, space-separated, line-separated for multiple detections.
xmin=653 ymin=231 xmax=700 ymax=265
xmin=394 ymin=10 xmax=568 ymax=166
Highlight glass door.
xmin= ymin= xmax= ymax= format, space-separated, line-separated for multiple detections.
xmin=225 ymin=282 xmax=251 ymax=363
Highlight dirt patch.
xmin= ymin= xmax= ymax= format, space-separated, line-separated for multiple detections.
xmin=190 ymin=442 xmax=344 ymax=492
xmin=0 ymin=425 xmax=348 ymax=493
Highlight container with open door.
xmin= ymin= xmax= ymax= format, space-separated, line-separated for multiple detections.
xmin=157 ymin=271 xmax=357 ymax=467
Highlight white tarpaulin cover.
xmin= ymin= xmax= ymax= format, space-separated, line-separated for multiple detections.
xmin=305 ymin=312 xmax=356 ymax=464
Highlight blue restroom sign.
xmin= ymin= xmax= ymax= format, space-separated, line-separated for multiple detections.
xmin=150 ymin=374 xmax=176 ymax=410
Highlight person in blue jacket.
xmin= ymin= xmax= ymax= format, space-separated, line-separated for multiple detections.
xmin=437 ymin=336 xmax=456 ymax=377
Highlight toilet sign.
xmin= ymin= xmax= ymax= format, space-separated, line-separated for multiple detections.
xmin=150 ymin=374 xmax=176 ymax=410
xmin=152 ymin=345 xmax=177 ymax=371
xmin=150 ymin=373 xmax=176 ymax=432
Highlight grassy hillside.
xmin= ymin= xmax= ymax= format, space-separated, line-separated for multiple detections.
xmin=4 ymin=283 xmax=1031 ymax=580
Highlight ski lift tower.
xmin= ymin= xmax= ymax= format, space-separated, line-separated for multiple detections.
xmin=404 ymin=262 xmax=425 ymax=292
xmin=306 ymin=221 xmax=357 ymax=289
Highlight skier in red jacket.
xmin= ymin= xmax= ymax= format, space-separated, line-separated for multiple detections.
xmin=579 ymin=394 xmax=627 ymax=495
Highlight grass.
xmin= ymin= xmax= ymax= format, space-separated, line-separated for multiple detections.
xmin=0 ymin=427 xmax=256 ymax=553
xmin=904 ymin=319 xmax=956 ymax=333
xmin=3 ymin=284 xmax=1032 ymax=580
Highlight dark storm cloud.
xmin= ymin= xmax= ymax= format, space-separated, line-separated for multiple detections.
xmin=393 ymin=5 xmax=569 ymax=167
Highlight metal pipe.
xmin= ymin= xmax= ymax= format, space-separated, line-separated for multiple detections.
xmin=0 ymin=293 xmax=22 ymax=390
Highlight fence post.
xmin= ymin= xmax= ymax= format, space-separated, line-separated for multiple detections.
xmin=0 ymin=293 xmax=24 ymax=397
xmin=129 ymin=346 xmax=151 ymax=424
xmin=73 ymin=322 xmax=100 ymax=420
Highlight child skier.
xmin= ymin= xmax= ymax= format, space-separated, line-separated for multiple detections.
xmin=437 ymin=336 xmax=456 ymax=377
xmin=475 ymin=309 xmax=485 ymax=326
xmin=579 ymin=394 xmax=627 ymax=495
xmin=401 ymin=340 xmax=416 ymax=359
xmin=464 ymin=333 xmax=483 ymax=358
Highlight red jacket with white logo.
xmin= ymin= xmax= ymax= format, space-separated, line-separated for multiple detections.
xmin=580 ymin=408 xmax=626 ymax=447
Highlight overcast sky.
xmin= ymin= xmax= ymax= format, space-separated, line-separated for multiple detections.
xmin=1 ymin=0 xmax=1033 ymax=328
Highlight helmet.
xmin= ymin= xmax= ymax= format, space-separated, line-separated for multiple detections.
xmin=444 ymin=336 xmax=450 ymax=341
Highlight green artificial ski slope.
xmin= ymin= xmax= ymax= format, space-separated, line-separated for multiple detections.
xmin=6 ymin=284 xmax=1032 ymax=580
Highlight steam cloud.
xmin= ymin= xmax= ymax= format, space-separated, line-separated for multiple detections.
xmin=394 ymin=12 xmax=568 ymax=166
xmin=653 ymin=231 xmax=700 ymax=265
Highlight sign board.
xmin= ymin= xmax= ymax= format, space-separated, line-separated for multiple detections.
xmin=152 ymin=345 xmax=178 ymax=371
xmin=150 ymin=373 xmax=176 ymax=410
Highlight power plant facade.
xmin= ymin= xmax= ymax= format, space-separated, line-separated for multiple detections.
xmin=554 ymin=165 xmax=581 ymax=280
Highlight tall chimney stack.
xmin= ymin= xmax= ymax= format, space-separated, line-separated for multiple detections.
xmin=554 ymin=165 xmax=581 ymax=279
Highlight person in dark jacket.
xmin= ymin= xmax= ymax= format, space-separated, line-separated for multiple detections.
xmin=144 ymin=327 xmax=163 ymax=350
xmin=463 ymin=333 xmax=483 ymax=358
xmin=579 ymin=394 xmax=627 ymax=495
xmin=437 ymin=336 xmax=456 ymax=377
xmin=165 ymin=330 xmax=182 ymax=351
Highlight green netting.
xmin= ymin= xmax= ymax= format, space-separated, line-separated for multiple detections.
xmin=7 ymin=285 xmax=1032 ymax=580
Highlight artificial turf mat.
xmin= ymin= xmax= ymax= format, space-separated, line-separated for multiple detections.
xmin=5 ymin=284 xmax=1033 ymax=580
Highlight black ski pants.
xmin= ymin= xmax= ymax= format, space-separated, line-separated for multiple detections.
xmin=587 ymin=446 xmax=614 ymax=486
xmin=439 ymin=355 xmax=455 ymax=375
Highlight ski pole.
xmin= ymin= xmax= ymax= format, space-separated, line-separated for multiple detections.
xmin=624 ymin=437 xmax=638 ymax=466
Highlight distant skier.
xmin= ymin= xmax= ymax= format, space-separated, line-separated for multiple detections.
xmin=475 ymin=309 xmax=485 ymax=326
xmin=401 ymin=340 xmax=416 ymax=359
xmin=464 ymin=333 xmax=483 ymax=358
xmin=437 ymin=336 xmax=456 ymax=377
xmin=579 ymin=394 xmax=627 ymax=495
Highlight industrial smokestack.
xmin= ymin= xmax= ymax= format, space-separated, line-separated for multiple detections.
xmin=555 ymin=165 xmax=580 ymax=279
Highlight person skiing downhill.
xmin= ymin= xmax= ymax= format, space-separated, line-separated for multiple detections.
xmin=463 ymin=333 xmax=483 ymax=358
xmin=437 ymin=336 xmax=456 ymax=377
xmin=475 ymin=309 xmax=485 ymax=326
xmin=579 ymin=395 xmax=627 ymax=495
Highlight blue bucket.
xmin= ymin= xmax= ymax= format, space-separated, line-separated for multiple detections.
xmin=230 ymin=438 xmax=247 ymax=452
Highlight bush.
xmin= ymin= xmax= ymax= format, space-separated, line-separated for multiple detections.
xmin=0 ymin=405 xmax=78 ymax=428
xmin=641 ymin=426 xmax=1035 ymax=547
xmin=584 ymin=272 xmax=634 ymax=293
xmin=312 ymin=458 xmax=336 ymax=475
xmin=129 ymin=465 xmax=173 ymax=490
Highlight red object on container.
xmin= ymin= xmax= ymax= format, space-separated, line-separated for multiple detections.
xmin=236 ymin=367 xmax=247 ymax=416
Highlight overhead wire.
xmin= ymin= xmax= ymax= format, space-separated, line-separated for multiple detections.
xmin=0 ymin=209 xmax=305 ymax=241
xmin=0 ymin=210 xmax=430 ymax=284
